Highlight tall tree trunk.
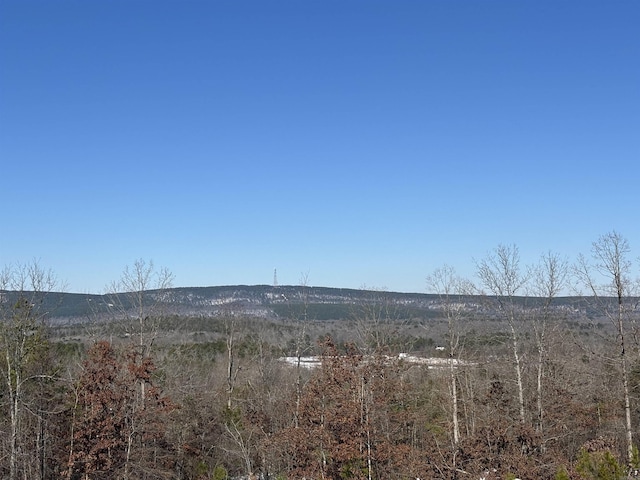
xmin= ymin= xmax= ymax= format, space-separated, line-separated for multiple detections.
xmin=6 ymin=343 xmax=22 ymax=480
xmin=618 ymin=299 xmax=633 ymax=465
xmin=450 ymin=356 xmax=460 ymax=445
xmin=509 ymin=321 xmax=526 ymax=424
xmin=536 ymin=342 xmax=544 ymax=433
xmin=576 ymin=232 xmax=635 ymax=466
xmin=227 ymin=330 xmax=234 ymax=410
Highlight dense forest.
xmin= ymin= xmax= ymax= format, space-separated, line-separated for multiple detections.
xmin=2 ymin=231 xmax=640 ymax=480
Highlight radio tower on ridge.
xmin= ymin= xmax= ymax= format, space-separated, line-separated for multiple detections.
xmin=273 ymin=268 xmax=278 ymax=287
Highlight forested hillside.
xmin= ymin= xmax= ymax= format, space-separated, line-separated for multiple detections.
xmin=2 ymin=234 xmax=640 ymax=479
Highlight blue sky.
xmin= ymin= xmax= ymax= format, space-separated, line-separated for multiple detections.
xmin=1 ymin=1 xmax=638 ymax=294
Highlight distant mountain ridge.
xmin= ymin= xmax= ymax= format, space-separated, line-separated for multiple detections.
xmin=0 ymin=285 xmax=584 ymax=323
xmin=0 ymin=284 xmax=587 ymax=324
xmin=1 ymin=285 xmax=437 ymax=323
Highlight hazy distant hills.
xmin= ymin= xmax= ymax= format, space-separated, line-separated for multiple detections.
xmin=1 ymin=285 xmax=589 ymax=325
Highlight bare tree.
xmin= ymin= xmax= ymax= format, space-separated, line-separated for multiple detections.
xmin=426 ymin=265 xmax=474 ymax=446
xmin=224 ymin=315 xmax=242 ymax=411
xmin=222 ymin=408 xmax=256 ymax=478
xmin=574 ymin=231 xmax=638 ymax=466
xmin=106 ymin=259 xmax=174 ymax=352
xmin=106 ymin=259 xmax=173 ymax=399
xmin=529 ymin=251 xmax=568 ymax=437
xmin=292 ymin=272 xmax=312 ymax=429
xmin=476 ymin=244 xmax=530 ymax=424
xmin=102 ymin=259 xmax=174 ymax=479
xmin=0 ymin=261 xmax=60 ymax=480
xmin=353 ymin=287 xmax=404 ymax=354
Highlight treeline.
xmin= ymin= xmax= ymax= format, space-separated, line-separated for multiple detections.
xmin=1 ymin=232 xmax=640 ymax=479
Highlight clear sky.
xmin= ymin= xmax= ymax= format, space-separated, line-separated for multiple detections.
xmin=1 ymin=1 xmax=638 ymax=294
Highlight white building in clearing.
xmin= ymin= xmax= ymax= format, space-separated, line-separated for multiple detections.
xmin=278 ymin=353 xmax=475 ymax=370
